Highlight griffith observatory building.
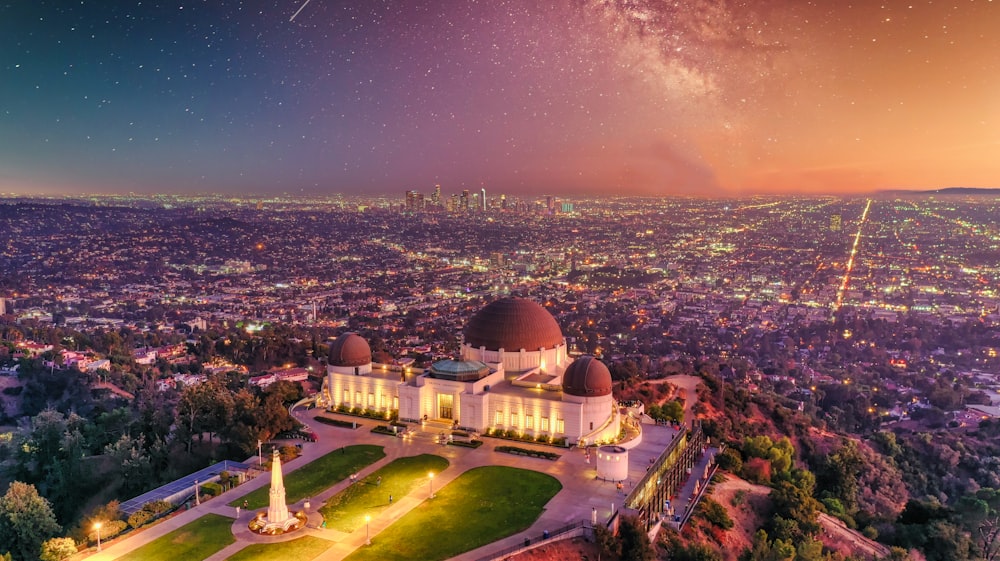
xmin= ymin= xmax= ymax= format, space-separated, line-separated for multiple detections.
xmin=321 ymin=297 xmax=621 ymax=445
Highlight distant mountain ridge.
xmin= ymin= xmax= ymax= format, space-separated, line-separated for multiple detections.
xmin=876 ymin=187 xmax=1000 ymax=196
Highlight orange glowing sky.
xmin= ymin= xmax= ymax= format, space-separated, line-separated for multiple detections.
xmin=731 ymin=2 xmax=1000 ymax=194
xmin=2 ymin=1 xmax=998 ymax=196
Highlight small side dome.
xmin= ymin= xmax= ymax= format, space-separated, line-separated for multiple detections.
xmin=562 ymin=356 xmax=613 ymax=397
xmin=329 ymin=333 xmax=371 ymax=367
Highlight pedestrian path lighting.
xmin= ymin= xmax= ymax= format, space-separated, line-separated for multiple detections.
xmin=94 ymin=521 xmax=103 ymax=551
xmin=428 ymin=472 xmax=435 ymax=498
xmin=365 ymin=514 xmax=371 ymax=545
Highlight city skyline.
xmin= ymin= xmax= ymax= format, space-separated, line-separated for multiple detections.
xmin=3 ymin=1 xmax=999 ymax=197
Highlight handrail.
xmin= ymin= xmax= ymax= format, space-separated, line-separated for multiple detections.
xmin=473 ymin=519 xmax=592 ymax=561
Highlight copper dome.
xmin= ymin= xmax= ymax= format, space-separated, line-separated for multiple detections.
xmin=329 ymin=332 xmax=372 ymax=367
xmin=463 ymin=297 xmax=564 ymax=351
xmin=562 ymin=356 xmax=613 ymax=397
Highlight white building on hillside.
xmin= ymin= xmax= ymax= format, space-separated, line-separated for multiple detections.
xmin=322 ymin=297 xmax=620 ymax=445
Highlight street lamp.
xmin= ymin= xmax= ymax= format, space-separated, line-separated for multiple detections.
xmin=365 ymin=514 xmax=371 ymax=545
xmin=428 ymin=472 xmax=435 ymax=499
xmin=258 ymin=439 xmax=263 ymax=466
xmin=94 ymin=521 xmax=103 ymax=552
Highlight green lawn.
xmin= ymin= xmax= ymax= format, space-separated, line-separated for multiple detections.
xmin=319 ymin=454 xmax=449 ymax=532
xmin=231 ymin=445 xmax=385 ymax=509
xmin=115 ymin=513 xmax=234 ymax=561
xmin=342 ymin=466 xmax=562 ymax=561
xmin=225 ymin=535 xmax=333 ymax=561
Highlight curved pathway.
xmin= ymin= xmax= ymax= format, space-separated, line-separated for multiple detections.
xmin=666 ymin=374 xmax=702 ymax=429
xmin=90 ymin=406 xmax=670 ymax=561
xmin=646 ymin=374 xmax=703 ymax=428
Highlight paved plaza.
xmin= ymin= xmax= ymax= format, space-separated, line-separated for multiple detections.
xmin=88 ymin=396 xmax=713 ymax=561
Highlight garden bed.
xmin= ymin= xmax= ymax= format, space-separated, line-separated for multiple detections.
xmin=483 ymin=429 xmax=568 ymax=448
xmin=494 ymin=445 xmax=560 ymax=461
xmin=315 ymin=416 xmax=362 ymax=429
xmin=371 ymin=425 xmax=403 ymax=436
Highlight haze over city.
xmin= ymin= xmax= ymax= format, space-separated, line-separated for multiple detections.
xmin=3 ymin=0 xmax=999 ymax=197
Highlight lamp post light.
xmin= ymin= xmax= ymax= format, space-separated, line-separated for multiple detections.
xmin=258 ymin=439 xmax=263 ymax=466
xmin=365 ymin=514 xmax=371 ymax=545
xmin=94 ymin=521 xmax=103 ymax=552
xmin=428 ymin=472 xmax=435 ymax=499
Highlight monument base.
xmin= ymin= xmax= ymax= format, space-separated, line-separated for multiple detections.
xmin=249 ymin=510 xmax=308 ymax=535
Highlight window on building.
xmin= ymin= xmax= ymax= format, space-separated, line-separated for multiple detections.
xmin=590 ymin=421 xmax=594 ymax=431
xmin=525 ymin=416 xmax=534 ymax=429
xmin=541 ymin=417 xmax=550 ymax=431
xmin=355 ymin=391 xmax=362 ymax=404
xmin=343 ymin=390 xmax=350 ymax=404
xmin=368 ymin=392 xmax=375 ymax=407
xmin=380 ymin=394 xmax=386 ymax=409
xmin=393 ymin=396 xmax=399 ymax=410
xmin=556 ymin=419 xmax=564 ymax=433
xmin=510 ymin=413 xmax=519 ymax=427
xmin=494 ymin=410 xmax=504 ymax=426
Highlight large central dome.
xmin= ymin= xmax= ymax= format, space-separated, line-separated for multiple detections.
xmin=463 ymin=297 xmax=564 ymax=351
xmin=329 ymin=332 xmax=372 ymax=367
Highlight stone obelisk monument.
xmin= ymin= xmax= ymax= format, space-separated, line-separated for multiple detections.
xmin=264 ymin=449 xmax=293 ymax=530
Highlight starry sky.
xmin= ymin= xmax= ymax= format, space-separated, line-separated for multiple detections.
xmin=2 ymin=1 xmax=999 ymax=197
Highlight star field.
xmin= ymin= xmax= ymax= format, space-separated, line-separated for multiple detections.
xmin=2 ymin=1 xmax=998 ymax=196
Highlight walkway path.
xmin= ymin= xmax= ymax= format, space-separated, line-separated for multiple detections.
xmin=661 ymin=374 xmax=702 ymax=429
xmin=91 ymin=406 xmax=700 ymax=561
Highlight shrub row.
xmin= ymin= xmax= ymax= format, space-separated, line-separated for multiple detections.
xmin=371 ymin=425 xmax=400 ymax=436
xmin=127 ymin=499 xmax=174 ymax=530
xmin=127 ymin=509 xmax=154 ymax=529
xmin=200 ymin=482 xmax=224 ymax=497
xmin=315 ymin=415 xmax=361 ymax=429
xmin=495 ymin=445 xmax=560 ymax=460
xmin=448 ymin=439 xmax=484 ymax=449
xmin=483 ymin=428 xmax=568 ymax=448
xmin=88 ymin=519 xmax=127 ymax=544
xmin=143 ymin=499 xmax=173 ymax=514
xmin=332 ymin=404 xmax=399 ymax=421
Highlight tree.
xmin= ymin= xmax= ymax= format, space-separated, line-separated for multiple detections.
xmin=618 ymin=515 xmax=655 ymax=561
xmin=817 ymin=438 xmax=908 ymax=524
xmin=922 ymin=520 xmax=974 ymax=561
xmin=9 ymin=410 xmax=91 ymax=522
xmin=957 ymin=488 xmax=1000 ymax=561
xmin=743 ymin=435 xmax=774 ymax=459
xmin=0 ymin=482 xmax=62 ymax=561
xmin=39 ymin=538 xmax=76 ymax=561
xmin=672 ymin=542 xmax=723 ymax=561
xmin=740 ymin=529 xmax=794 ymax=561
xmin=263 ymin=379 xmax=304 ymax=405
xmin=794 ymin=538 xmax=824 ymax=561
xmin=700 ymin=498 xmax=734 ymax=529
xmin=105 ymin=435 xmax=153 ymax=495
xmin=258 ymin=391 xmax=295 ymax=441
xmin=176 ymin=378 xmax=233 ymax=450
xmin=594 ymin=523 xmax=620 ymax=559
xmin=817 ymin=439 xmax=864 ymax=515
xmin=716 ymin=448 xmax=743 ymax=473
xmin=768 ymin=479 xmax=821 ymax=542
xmin=222 ymin=389 xmax=263 ymax=455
